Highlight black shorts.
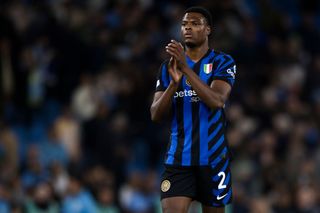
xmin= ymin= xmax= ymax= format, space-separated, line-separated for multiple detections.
xmin=160 ymin=159 xmax=232 ymax=207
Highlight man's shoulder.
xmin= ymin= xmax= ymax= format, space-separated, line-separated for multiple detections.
xmin=158 ymin=59 xmax=170 ymax=74
xmin=212 ymin=50 xmax=234 ymax=62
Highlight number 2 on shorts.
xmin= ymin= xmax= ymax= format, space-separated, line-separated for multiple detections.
xmin=218 ymin=171 xmax=226 ymax=189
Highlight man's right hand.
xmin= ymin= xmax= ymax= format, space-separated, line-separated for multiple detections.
xmin=150 ymin=57 xmax=182 ymax=122
xmin=168 ymin=57 xmax=183 ymax=85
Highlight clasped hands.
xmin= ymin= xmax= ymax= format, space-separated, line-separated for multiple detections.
xmin=165 ymin=40 xmax=188 ymax=84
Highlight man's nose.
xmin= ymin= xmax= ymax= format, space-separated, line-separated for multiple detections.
xmin=184 ymin=25 xmax=191 ymax=31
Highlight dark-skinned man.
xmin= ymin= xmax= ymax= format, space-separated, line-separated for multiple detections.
xmin=151 ymin=6 xmax=236 ymax=213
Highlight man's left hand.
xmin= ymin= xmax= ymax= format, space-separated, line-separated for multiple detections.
xmin=165 ymin=40 xmax=188 ymax=71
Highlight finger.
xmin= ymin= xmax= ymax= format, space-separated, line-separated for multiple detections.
xmin=167 ymin=40 xmax=182 ymax=48
xmin=170 ymin=39 xmax=179 ymax=44
xmin=178 ymin=42 xmax=184 ymax=50
xmin=171 ymin=40 xmax=184 ymax=50
xmin=166 ymin=43 xmax=179 ymax=52
xmin=168 ymin=42 xmax=180 ymax=49
xmin=168 ymin=43 xmax=184 ymax=56
xmin=166 ymin=45 xmax=180 ymax=55
xmin=167 ymin=47 xmax=183 ymax=62
xmin=166 ymin=50 xmax=179 ymax=60
xmin=165 ymin=47 xmax=179 ymax=59
xmin=166 ymin=43 xmax=184 ymax=59
xmin=169 ymin=57 xmax=173 ymax=66
xmin=173 ymin=57 xmax=177 ymax=66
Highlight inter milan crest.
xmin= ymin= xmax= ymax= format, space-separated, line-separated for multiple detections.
xmin=186 ymin=79 xmax=191 ymax=86
xmin=161 ymin=180 xmax=171 ymax=192
xmin=204 ymin=63 xmax=213 ymax=74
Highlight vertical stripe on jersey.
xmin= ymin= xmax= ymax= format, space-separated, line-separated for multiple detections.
xmin=199 ymin=104 xmax=208 ymax=165
xmin=182 ymin=77 xmax=192 ymax=166
xmin=183 ymin=50 xmax=212 ymax=166
xmin=181 ymin=56 xmax=196 ymax=166
xmin=166 ymin=101 xmax=178 ymax=164
xmin=190 ymin=63 xmax=201 ymax=165
xmin=161 ymin=62 xmax=169 ymax=87
xmin=173 ymin=82 xmax=184 ymax=165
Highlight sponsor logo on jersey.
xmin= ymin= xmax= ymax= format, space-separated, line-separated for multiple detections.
xmin=174 ymin=89 xmax=197 ymax=98
xmin=174 ymin=89 xmax=200 ymax=102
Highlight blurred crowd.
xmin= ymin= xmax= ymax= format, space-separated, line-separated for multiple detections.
xmin=0 ymin=0 xmax=320 ymax=212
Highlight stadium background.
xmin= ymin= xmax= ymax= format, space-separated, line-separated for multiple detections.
xmin=0 ymin=0 xmax=320 ymax=212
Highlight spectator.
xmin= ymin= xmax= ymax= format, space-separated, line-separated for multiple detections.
xmin=24 ymin=182 xmax=59 ymax=213
xmin=96 ymin=184 xmax=119 ymax=213
xmin=38 ymin=126 xmax=68 ymax=169
xmin=61 ymin=175 xmax=97 ymax=213
xmin=54 ymin=106 xmax=81 ymax=163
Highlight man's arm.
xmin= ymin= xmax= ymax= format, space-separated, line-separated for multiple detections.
xmin=165 ymin=40 xmax=232 ymax=109
xmin=182 ymin=66 xmax=231 ymax=109
xmin=150 ymin=81 xmax=179 ymax=122
xmin=150 ymin=57 xmax=182 ymax=122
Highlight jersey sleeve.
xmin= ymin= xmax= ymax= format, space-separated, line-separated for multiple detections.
xmin=155 ymin=61 xmax=170 ymax=92
xmin=212 ymin=55 xmax=236 ymax=87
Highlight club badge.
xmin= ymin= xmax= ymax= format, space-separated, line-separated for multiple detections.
xmin=186 ymin=79 xmax=191 ymax=86
xmin=161 ymin=180 xmax=171 ymax=192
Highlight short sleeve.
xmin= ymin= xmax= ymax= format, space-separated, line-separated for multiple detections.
xmin=155 ymin=61 xmax=170 ymax=92
xmin=212 ymin=55 xmax=236 ymax=87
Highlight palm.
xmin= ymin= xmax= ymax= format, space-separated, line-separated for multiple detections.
xmin=168 ymin=57 xmax=182 ymax=84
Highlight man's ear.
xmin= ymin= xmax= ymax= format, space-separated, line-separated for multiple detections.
xmin=206 ymin=26 xmax=211 ymax=36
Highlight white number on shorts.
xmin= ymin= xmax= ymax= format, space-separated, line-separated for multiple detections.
xmin=218 ymin=171 xmax=227 ymax=189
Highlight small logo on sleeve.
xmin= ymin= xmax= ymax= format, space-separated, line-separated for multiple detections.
xmin=226 ymin=65 xmax=236 ymax=79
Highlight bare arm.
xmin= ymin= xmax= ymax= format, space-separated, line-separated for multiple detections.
xmin=150 ymin=81 xmax=179 ymax=122
xmin=182 ymin=66 xmax=231 ymax=109
xmin=166 ymin=40 xmax=232 ymax=109
xmin=150 ymin=57 xmax=182 ymax=122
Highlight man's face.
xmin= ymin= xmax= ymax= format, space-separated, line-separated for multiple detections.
xmin=181 ymin=12 xmax=210 ymax=48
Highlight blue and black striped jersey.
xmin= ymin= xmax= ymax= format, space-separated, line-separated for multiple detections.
xmin=156 ymin=49 xmax=236 ymax=166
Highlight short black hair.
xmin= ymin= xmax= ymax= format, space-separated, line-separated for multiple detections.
xmin=184 ymin=6 xmax=213 ymax=28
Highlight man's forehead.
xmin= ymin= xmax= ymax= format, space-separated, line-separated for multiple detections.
xmin=182 ymin=12 xmax=206 ymax=22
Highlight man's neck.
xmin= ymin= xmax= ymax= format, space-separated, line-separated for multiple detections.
xmin=185 ymin=44 xmax=209 ymax=63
